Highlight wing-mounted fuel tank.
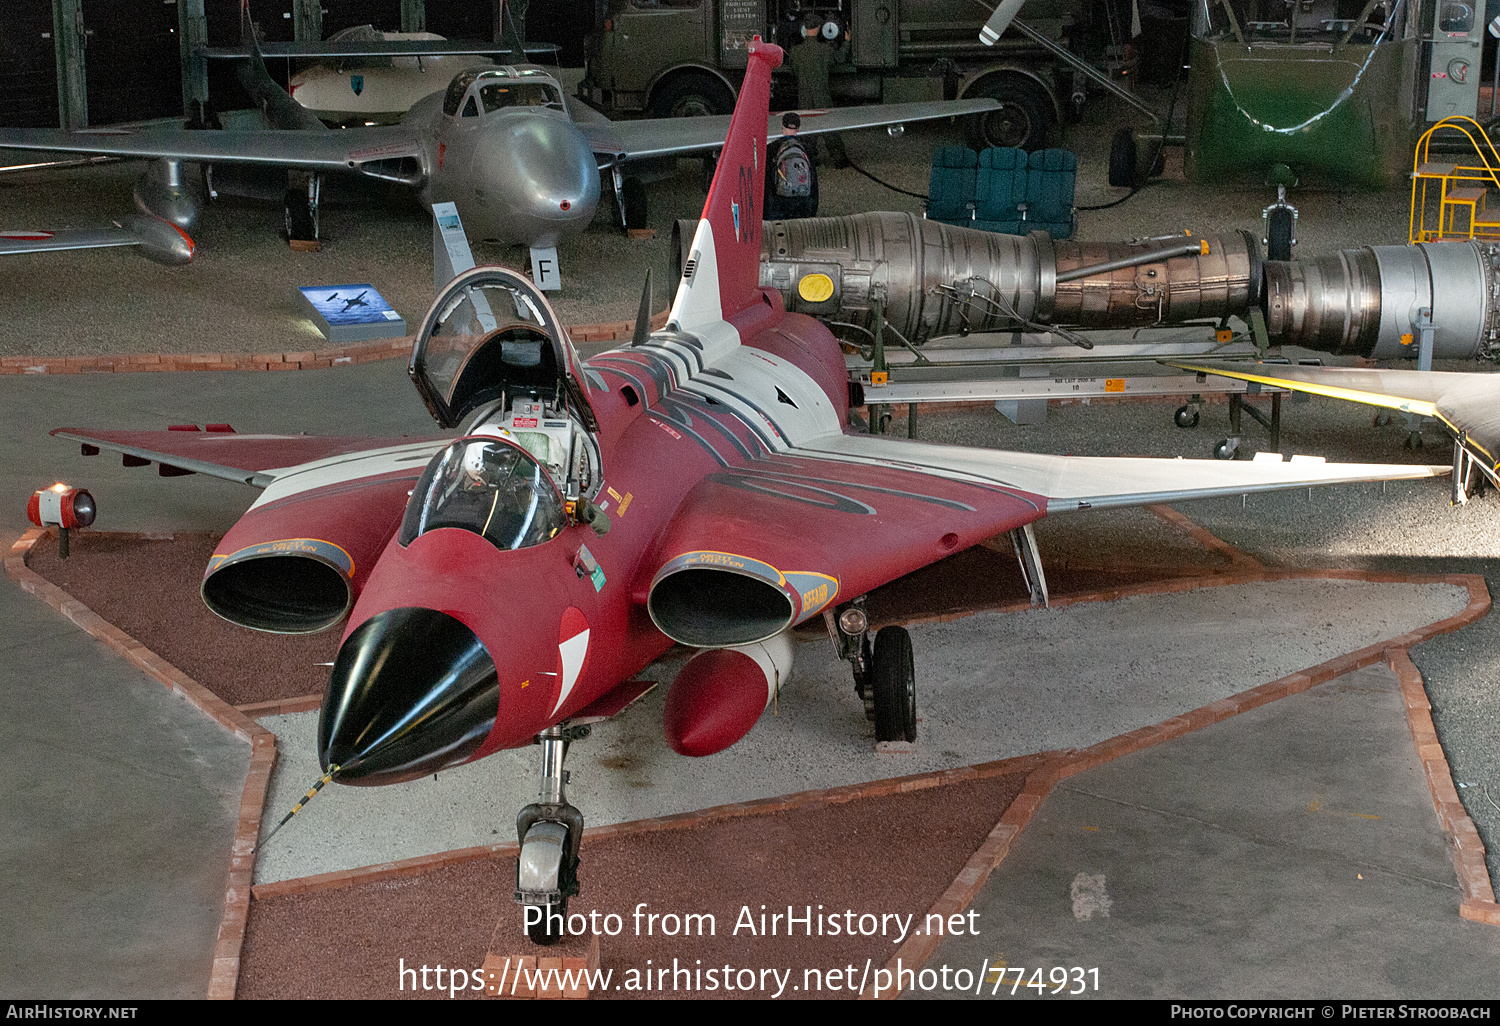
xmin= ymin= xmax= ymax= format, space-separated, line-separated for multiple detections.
xmin=133 ymin=159 xmax=206 ymax=231
xmin=742 ymin=212 xmax=1500 ymax=363
xmin=662 ymin=633 xmax=794 ymax=757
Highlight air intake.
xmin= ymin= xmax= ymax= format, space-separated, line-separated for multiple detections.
xmin=202 ymin=554 xmax=351 ymax=634
xmin=647 ymin=566 xmax=794 ymax=648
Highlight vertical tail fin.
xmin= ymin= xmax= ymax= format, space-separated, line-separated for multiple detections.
xmin=238 ymin=0 xmax=327 ymax=132
xmin=667 ymin=41 xmax=782 ymax=335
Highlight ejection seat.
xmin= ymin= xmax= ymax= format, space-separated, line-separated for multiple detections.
xmin=409 ymin=265 xmax=602 ymax=503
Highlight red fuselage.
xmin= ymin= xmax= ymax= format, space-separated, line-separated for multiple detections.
xmin=329 ymin=302 xmax=853 ymax=774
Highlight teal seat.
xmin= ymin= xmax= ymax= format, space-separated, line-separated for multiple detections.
xmin=925 ymin=146 xmax=978 ymax=225
xmin=1024 ymin=148 xmax=1077 ymax=239
xmin=973 ymin=147 xmax=1028 ymax=229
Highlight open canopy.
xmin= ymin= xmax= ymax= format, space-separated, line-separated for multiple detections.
xmin=408 ymin=265 xmax=598 ymax=431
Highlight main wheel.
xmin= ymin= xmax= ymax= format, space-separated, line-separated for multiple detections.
xmin=622 ymin=177 xmax=648 ymax=229
xmin=1174 ymin=404 xmax=1200 ymax=429
xmin=283 ymin=187 xmax=315 ymax=242
xmin=1213 ymin=438 xmax=1238 ymax=460
xmin=871 ymin=625 xmax=916 ymax=743
xmin=964 ymin=76 xmax=1053 ymax=152
xmin=1108 ymin=126 xmax=1138 ymax=188
xmin=645 ymin=71 xmax=735 ymax=119
xmin=527 ymin=898 xmax=567 ymax=946
xmin=1266 ymin=207 xmax=1294 ymax=261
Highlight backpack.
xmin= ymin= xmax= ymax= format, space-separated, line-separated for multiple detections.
xmin=774 ymin=140 xmax=812 ymax=198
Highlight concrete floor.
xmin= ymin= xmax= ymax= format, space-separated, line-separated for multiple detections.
xmin=1 ymin=91 xmax=1498 ymax=999
xmin=925 ymin=664 xmax=1500 ymax=1000
xmin=253 ymin=577 xmax=1469 ymax=883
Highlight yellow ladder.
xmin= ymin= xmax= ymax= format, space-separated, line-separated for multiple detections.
xmin=1410 ymin=116 xmax=1500 ymax=243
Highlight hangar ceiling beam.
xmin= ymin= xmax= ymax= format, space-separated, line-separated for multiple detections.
xmin=51 ymin=0 xmax=87 ymax=130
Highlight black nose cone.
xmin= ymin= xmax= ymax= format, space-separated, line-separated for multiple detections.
xmin=319 ymin=607 xmax=499 ymax=785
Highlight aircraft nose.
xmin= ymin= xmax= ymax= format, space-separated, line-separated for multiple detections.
xmin=487 ymin=118 xmax=600 ymax=237
xmin=319 ymin=607 xmax=499 ymax=785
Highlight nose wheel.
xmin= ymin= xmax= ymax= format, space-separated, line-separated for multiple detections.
xmin=515 ymin=724 xmax=588 ymax=945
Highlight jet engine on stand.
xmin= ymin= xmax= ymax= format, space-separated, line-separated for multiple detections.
xmin=717 ymin=212 xmax=1500 ymax=363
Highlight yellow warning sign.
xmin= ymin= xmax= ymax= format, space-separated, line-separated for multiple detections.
xmin=1105 ymin=379 xmax=1125 ymax=393
xmin=798 ymin=273 xmax=834 ymax=303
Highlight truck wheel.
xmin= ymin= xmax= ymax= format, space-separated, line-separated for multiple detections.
xmin=1108 ymin=127 xmax=1138 ymax=187
xmin=964 ymin=76 xmax=1053 ymax=151
xmin=646 ymin=72 xmax=735 ymax=119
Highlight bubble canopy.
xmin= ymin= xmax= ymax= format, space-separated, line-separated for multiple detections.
xmin=399 ymin=436 xmax=566 ymax=551
xmin=408 ymin=265 xmax=598 ymax=431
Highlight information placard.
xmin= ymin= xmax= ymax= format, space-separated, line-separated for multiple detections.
xmin=296 ymin=284 xmax=407 ymax=342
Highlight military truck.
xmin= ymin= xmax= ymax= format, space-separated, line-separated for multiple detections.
xmin=578 ymin=0 xmax=1139 ymax=151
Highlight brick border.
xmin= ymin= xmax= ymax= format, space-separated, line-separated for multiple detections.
xmin=236 ymin=695 xmax=323 ymax=718
xmin=1388 ymin=648 xmax=1500 ymax=926
xmin=4 ymin=528 xmax=274 ymax=1000
xmin=0 ymin=312 xmax=672 ymax=375
xmin=1147 ymin=502 xmax=1266 ymax=570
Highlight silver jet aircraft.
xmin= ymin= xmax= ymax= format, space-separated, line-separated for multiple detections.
xmin=0 ymin=1 xmax=998 ymax=272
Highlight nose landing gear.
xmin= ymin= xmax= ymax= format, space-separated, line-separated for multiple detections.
xmin=515 ymin=724 xmax=589 ymax=945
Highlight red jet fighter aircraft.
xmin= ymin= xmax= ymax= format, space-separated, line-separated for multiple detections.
xmin=54 ymin=42 xmax=1446 ymax=943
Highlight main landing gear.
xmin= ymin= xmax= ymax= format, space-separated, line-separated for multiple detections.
xmin=283 ymin=173 xmax=322 ymax=246
xmin=828 ymin=601 xmax=916 ymax=743
xmin=515 ymin=724 xmax=589 ymax=945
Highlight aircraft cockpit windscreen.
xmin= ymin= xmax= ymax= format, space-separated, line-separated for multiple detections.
xmin=443 ymin=69 xmax=481 ymax=115
xmin=479 ymin=81 xmax=565 ymax=112
xmin=1195 ymin=0 xmax=1407 ymax=43
xmin=409 ymin=266 xmax=597 ymax=431
xmin=398 ymin=437 xmax=566 ymax=550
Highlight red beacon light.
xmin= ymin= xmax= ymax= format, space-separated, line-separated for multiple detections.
xmin=27 ymin=483 xmax=96 ymax=558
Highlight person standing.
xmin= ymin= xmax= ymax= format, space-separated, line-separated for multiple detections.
xmin=787 ymin=12 xmax=850 ymax=167
xmin=765 ymin=111 xmax=818 ymax=220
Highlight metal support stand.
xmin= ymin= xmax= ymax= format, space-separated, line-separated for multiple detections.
xmin=1009 ymin=524 xmax=1049 ymax=607
xmin=1453 ymin=434 xmax=1476 ymax=504
xmin=1403 ymin=306 xmax=1437 ymax=448
xmin=307 ymin=174 xmax=322 ymax=240
xmin=1413 ymin=307 xmax=1436 ymax=372
xmin=1220 ymin=390 xmax=1280 ymax=458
